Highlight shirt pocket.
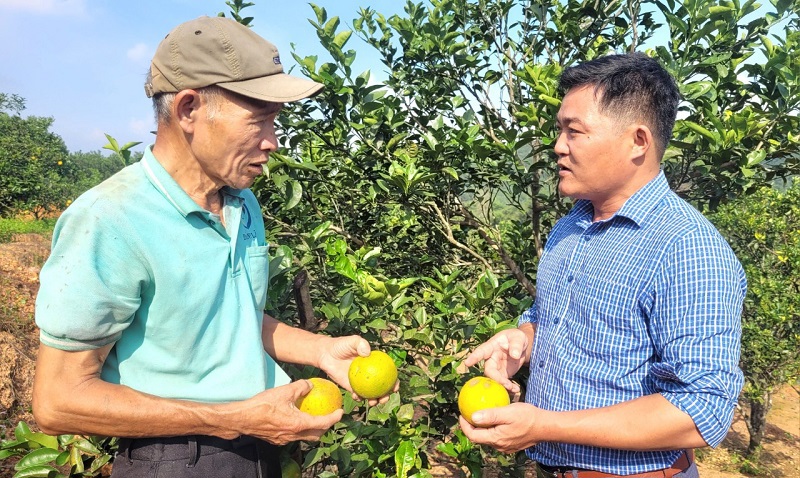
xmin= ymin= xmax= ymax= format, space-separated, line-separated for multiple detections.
xmin=245 ymin=245 xmax=270 ymax=311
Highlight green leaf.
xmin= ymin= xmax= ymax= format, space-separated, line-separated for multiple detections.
xmin=394 ymin=440 xmax=416 ymax=478
xmin=746 ymin=149 xmax=766 ymax=167
xmin=11 ymin=465 xmax=59 ymax=478
xmin=24 ymin=434 xmax=58 ymax=451
xmin=14 ymin=448 xmax=61 ymax=470
xmin=680 ymin=120 xmax=718 ymax=142
xmin=332 ymin=30 xmax=353 ymax=49
xmin=284 ymin=180 xmax=303 ymax=210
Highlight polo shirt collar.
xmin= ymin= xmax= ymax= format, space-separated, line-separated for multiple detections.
xmin=140 ymin=145 xmax=245 ymax=217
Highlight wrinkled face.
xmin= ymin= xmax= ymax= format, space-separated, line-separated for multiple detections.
xmin=554 ymin=85 xmax=635 ymax=204
xmin=193 ymin=93 xmax=282 ymax=190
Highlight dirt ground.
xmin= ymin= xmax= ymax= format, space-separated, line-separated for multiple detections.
xmin=0 ymin=234 xmax=798 ymax=478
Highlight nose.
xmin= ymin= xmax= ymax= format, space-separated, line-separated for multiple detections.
xmin=553 ymin=130 xmax=568 ymax=157
xmin=260 ymin=121 xmax=278 ymax=153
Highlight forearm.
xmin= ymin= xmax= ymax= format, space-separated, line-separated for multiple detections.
xmin=33 ymin=344 xmax=242 ymax=439
xmin=261 ymin=314 xmax=330 ymax=368
xmin=536 ymin=393 xmax=707 ymax=450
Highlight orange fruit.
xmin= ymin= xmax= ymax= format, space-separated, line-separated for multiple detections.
xmin=280 ymin=457 xmax=301 ymax=478
xmin=457 ymin=376 xmax=510 ymax=427
xmin=295 ymin=378 xmax=343 ymax=416
xmin=348 ymin=350 xmax=398 ymax=399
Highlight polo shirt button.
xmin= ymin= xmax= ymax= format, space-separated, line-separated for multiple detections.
xmin=207 ymin=220 xmax=214 ymax=225
xmin=538 ymin=360 xmax=545 ymax=368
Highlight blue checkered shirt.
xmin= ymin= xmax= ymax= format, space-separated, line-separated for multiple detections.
xmin=519 ymin=172 xmax=746 ymax=474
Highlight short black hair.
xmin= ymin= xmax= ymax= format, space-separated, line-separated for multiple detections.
xmin=558 ymin=53 xmax=680 ymax=157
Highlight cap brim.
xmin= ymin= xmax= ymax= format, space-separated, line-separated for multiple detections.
xmin=217 ymin=73 xmax=323 ymax=103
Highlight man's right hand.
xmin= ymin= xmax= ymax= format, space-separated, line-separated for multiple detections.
xmin=229 ymin=379 xmax=343 ymax=445
xmin=462 ymin=323 xmax=535 ymax=395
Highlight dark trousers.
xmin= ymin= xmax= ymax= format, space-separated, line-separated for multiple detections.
xmin=110 ymin=435 xmax=280 ymax=478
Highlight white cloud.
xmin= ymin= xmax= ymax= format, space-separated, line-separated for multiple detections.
xmin=0 ymin=0 xmax=87 ymax=15
xmin=127 ymin=43 xmax=151 ymax=63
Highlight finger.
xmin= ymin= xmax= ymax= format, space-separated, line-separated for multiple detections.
xmin=463 ymin=345 xmax=493 ymax=368
xmin=507 ymin=333 xmax=528 ymax=361
xmin=290 ymin=379 xmax=314 ymax=400
xmin=470 ymin=408 xmax=495 ymax=427
xmin=355 ymin=337 xmax=371 ymax=357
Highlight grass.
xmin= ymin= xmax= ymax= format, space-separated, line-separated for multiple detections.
xmin=0 ymin=217 xmax=57 ymax=243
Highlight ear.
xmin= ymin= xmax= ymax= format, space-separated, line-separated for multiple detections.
xmin=173 ymin=90 xmax=203 ymax=134
xmin=630 ymin=123 xmax=653 ymax=161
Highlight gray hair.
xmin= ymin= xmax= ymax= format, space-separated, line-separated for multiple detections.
xmin=147 ymin=68 xmax=227 ymax=125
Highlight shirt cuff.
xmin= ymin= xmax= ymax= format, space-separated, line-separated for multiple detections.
xmin=518 ymin=304 xmax=538 ymax=326
xmin=661 ymin=390 xmax=736 ymax=447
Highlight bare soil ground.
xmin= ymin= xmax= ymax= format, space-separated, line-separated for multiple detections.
xmin=0 ymin=234 xmax=797 ymax=478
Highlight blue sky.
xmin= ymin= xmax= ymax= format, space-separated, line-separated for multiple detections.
xmin=0 ymin=0 xmax=405 ymax=153
xmin=0 ymin=1 xmax=781 ymax=155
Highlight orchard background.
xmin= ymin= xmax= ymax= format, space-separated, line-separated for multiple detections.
xmin=1 ymin=0 xmax=799 ymax=476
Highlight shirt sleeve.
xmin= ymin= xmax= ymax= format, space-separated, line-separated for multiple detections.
xmin=518 ymin=302 xmax=538 ymax=325
xmin=35 ymin=195 xmax=149 ymax=351
xmin=648 ymin=228 xmax=746 ymax=447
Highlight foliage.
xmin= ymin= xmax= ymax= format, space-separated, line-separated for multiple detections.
xmin=0 ymin=111 xmax=70 ymax=218
xmin=0 ymin=217 xmax=56 ymax=244
xmin=259 ymin=0 xmax=800 ymax=474
xmin=0 ymin=101 xmax=130 ymax=218
xmin=101 ymin=134 xmax=141 ymax=168
xmin=217 ymin=0 xmax=255 ymax=27
xmin=710 ymin=184 xmax=800 ymax=459
xmin=0 ymin=93 xmax=25 ymax=116
xmin=3 ymin=0 xmax=800 ymax=476
xmin=0 ymin=421 xmax=115 ymax=478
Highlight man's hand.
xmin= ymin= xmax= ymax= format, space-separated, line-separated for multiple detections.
xmin=317 ymin=335 xmax=399 ymax=406
xmin=459 ymin=402 xmax=540 ymax=454
xmin=230 ymin=379 xmax=342 ymax=444
xmin=463 ymin=324 xmax=534 ymax=394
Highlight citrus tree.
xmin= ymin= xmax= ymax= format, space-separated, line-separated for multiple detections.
xmin=710 ymin=184 xmax=800 ymax=461
xmin=0 ymin=98 xmax=71 ymax=218
xmin=265 ymin=0 xmax=800 ymax=474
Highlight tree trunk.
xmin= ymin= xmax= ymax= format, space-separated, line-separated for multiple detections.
xmin=293 ymin=269 xmax=317 ymax=332
xmin=744 ymin=391 xmax=773 ymax=460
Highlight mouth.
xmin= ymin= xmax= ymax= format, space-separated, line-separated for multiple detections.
xmin=247 ymin=163 xmax=267 ymax=176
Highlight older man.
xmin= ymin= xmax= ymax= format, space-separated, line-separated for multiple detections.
xmin=33 ymin=16 xmax=391 ymax=478
xmin=462 ymin=53 xmax=746 ymax=478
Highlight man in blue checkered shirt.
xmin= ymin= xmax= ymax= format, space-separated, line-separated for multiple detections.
xmin=461 ymin=53 xmax=746 ymax=478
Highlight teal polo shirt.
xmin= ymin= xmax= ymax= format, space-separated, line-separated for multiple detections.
xmin=36 ymin=146 xmax=290 ymax=402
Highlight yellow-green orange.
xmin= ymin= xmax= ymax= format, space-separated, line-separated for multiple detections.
xmin=280 ymin=458 xmax=301 ymax=478
xmin=458 ymin=376 xmax=510 ymax=427
xmin=295 ymin=378 xmax=343 ymax=416
xmin=348 ymin=350 xmax=398 ymax=399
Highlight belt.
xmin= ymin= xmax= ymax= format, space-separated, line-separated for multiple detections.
xmin=536 ymin=450 xmax=693 ymax=478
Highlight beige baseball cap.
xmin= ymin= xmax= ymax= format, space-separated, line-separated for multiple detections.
xmin=144 ymin=16 xmax=323 ymax=102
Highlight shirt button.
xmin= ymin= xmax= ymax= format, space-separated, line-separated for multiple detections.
xmin=538 ymin=360 xmax=545 ymax=368
xmin=207 ymin=220 xmax=214 ymax=225
xmin=554 ymin=318 xmax=559 ymax=324
xmin=583 ymin=235 xmax=590 ymax=241
xmin=567 ymin=275 xmax=574 ymax=283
